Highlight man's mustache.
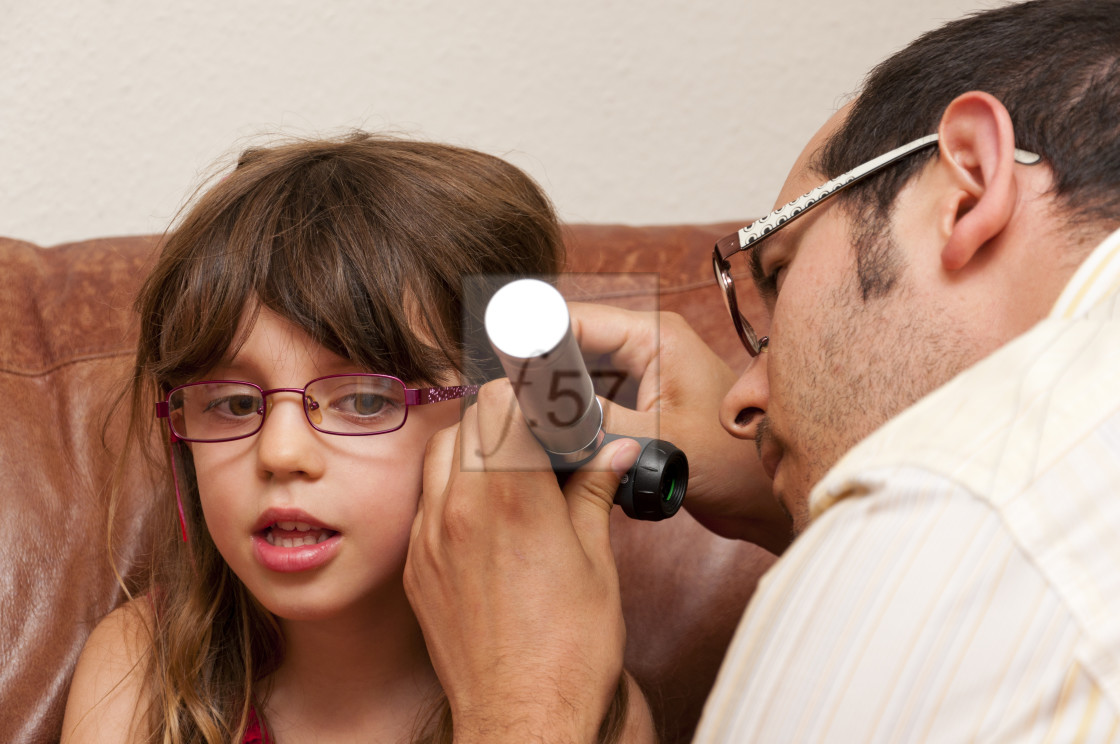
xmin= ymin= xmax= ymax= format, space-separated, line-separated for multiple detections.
xmin=755 ymin=415 xmax=772 ymax=460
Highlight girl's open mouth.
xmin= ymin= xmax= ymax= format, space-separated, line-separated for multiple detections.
xmin=262 ymin=521 xmax=338 ymax=548
xmin=252 ymin=516 xmax=342 ymax=573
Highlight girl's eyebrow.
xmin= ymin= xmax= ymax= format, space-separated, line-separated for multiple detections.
xmin=210 ymin=352 xmax=365 ymax=382
xmin=204 ymin=355 xmax=270 ymax=382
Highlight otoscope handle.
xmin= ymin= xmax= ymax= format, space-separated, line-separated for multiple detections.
xmin=549 ymin=433 xmax=688 ymax=521
xmin=483 ymin=277 xmax=687 ymax=521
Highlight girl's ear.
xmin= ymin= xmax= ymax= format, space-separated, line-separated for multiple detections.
xmin=936 ymin=91 xmax=1020 ymax=271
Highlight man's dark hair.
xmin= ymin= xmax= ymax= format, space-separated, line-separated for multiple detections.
xmin=816 ymin=0 xmax=1120 ymax=296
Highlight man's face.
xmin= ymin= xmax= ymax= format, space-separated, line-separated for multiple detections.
xmin=720 ymin=112 xmax=964 ymax=531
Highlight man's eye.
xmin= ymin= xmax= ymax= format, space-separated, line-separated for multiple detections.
xmin=772 ymin=265 xmax=787 ymax=293
xmin=757 ymin=264 xmax=785 ymax=299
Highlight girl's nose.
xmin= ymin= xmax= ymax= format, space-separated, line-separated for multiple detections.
xmin=255 ymin=393 xmax=326 ymax=479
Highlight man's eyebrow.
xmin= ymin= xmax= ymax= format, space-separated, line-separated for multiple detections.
xmin=749 ymin=242 xmax=766 ymax=286
xmin=748 ymin=238 xmax=773 ymax=295
xmin=744 ymin=160 xmax=825 ymax=295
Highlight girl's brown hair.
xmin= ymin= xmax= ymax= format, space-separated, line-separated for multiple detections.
xmin=114 ymin=132 xmax=572 ymax=742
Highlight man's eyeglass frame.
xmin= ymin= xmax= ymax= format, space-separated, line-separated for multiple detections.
xmin=712 ymin=133 xmax=1042 ymax=356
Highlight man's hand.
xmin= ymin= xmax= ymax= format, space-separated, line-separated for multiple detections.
xmin=404 ymin=379 xmax=650 ymax=744
xmin=570 ymin=303 xmax=792 ymax=554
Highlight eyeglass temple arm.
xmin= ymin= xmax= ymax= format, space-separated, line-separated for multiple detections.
xmin=716 ymin=134 xmax=1041 ymax=261
xmin=405 ymin=385 xmax=481 ymax=406
xmin=155 ymin=401 xmax=181 ymax=443
xmin=152 ymin=401 xmax=189 ymax=539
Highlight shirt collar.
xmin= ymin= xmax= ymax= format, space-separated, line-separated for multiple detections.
xmin=1049 ymin=225 xmax=1120 ymax=320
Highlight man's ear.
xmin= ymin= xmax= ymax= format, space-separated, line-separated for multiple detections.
xmin=936 ymin=91 xmax=1020 ymax=271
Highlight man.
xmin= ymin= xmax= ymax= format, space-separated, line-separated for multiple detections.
xmin=405 ymin=0 xmax=1120 ymax=740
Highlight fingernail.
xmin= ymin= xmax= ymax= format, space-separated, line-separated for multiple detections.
xmin=610 ymin=439 xmax=641 ymax=477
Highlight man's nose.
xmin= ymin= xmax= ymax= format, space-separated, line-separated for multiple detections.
xmin=719 ymin=349 xmax=769 ymax=440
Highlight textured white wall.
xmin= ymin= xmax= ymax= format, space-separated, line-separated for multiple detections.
xmin=1 ymin=0 xmax=992 ymax=246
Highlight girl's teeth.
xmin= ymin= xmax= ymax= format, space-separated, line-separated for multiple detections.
xmin=277 ymin=521 xmax=314 ymax=532
xmin=265 ymin=530 xmax=334 ymax=547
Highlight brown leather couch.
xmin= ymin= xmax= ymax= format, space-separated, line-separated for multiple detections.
xmin=1 ymin=224 xmax=776 ymax=744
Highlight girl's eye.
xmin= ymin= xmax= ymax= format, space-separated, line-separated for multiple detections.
xmin=350 ymin=393 xmax=386 ymax=416
xmin=336 ymin=393 xmax=392 ymax=418
xmin=206 ymin=394 xmax=261 ymax=417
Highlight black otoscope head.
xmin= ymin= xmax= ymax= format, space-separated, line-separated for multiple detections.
xmin=550 ymin=434 xmax=687 ymax=521
xmin=604 ymin=434 xmax=688 ymax=520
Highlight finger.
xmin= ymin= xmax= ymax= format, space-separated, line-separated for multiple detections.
xmin=568 ymin=303 xmax=659 ymax=383
xmin=569 ymin=302 xmax=674 ymax=415
xmin=406 ymin=423 xmax=460 ymax=607
xmin=573 ymin=303 xmax=737 ymax=415
xmin=411 ymin=423 xmax=461 ymax=545
xmin=420 ymin=423 xmax=459 ymax=510
xmin=473 ymin=378 xmax=553 ymax=474
xmin=562 ymin=437 xmax=641 ymax=556
xmin=456 ymin=397 xmax=485 ymax=473
xmin=598 ymin=396 xmax=658 ymax=444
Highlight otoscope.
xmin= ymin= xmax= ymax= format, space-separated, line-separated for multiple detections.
xmin=484 ymin=278 xmax=687 ymax=521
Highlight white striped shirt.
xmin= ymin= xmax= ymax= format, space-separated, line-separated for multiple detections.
xmin=693 ymin=227 xmax=1120 ymax=742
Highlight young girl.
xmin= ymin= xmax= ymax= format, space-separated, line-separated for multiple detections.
xmin=59 ymin=133 xmax=633 ymax=743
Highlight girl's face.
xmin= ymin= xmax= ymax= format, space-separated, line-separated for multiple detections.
xmin=189 ymin=306 xmax=462 ymax=622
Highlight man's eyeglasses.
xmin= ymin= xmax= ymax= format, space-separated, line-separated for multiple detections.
xmin=712 ymin=133 xmax=1042 ymax=356
xmin=156 ymin=373 xmax=478 ymax=443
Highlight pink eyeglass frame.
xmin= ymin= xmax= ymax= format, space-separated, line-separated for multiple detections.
xmin=155 ymin=373 xmax=478 ymax=540
xmin=156 ymin=373 xmax=479 ymax=443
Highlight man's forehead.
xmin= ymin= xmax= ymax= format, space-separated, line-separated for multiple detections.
xmin=771 ymin=104 xmax=851 ymax=209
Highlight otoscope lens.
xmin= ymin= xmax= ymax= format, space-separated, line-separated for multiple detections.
xmin=651 ymin=447 xmax=687 ymax=519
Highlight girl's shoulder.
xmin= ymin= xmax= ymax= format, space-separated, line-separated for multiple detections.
xmin=60 ymin=597 xmax=155 ymax=743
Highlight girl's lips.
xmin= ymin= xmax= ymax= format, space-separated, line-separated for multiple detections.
xmin=252 ymin=508 xmax=341 ymax=573
xmin=253 ymin=529 xmax=341 ymax=573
